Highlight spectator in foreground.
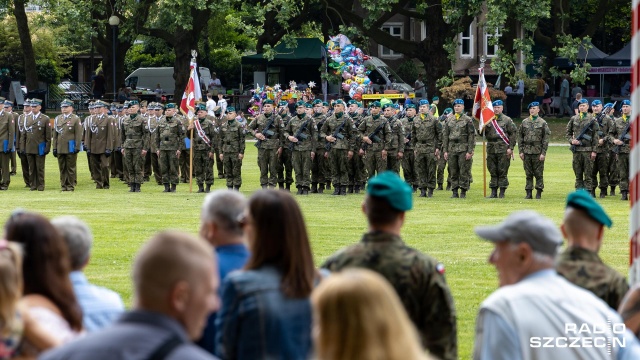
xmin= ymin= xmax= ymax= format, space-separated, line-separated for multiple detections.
xmin=215 ymin=190 xmax=319 ymax=359
xmin=51 ymin=216 xmax=125 ymax=332
xmin=473 ymin=210 xmax=640 ymax=359
xmin=312 ymin=268 xmax=433 ymax=360
xmin=322 ymin=171 xmax=457 ymax=360
xmin=196 ymin=190 xmax=250 ymax=354
xmin=41 ymin=231 xmax=219 ymax=360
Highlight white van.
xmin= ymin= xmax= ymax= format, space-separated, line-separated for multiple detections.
xmin=364 ymin=57 xmax=413 ymax=93
xmin=125 ymin=67 xmax=212 ymax=97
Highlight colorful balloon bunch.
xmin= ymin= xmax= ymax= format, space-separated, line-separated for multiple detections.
xmin=248 ymin=83 xmax=284 ymax=117
xmin=326 ymin=34 xmax=371 ymax=100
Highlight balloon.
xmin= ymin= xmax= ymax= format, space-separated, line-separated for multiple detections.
xmin=342 ymin=71 xmax=352 ymax=80
xmin=353 ymin=93 xmax=362 ymax=101
xmin=342 ymin=82 xmax=351 ymax=91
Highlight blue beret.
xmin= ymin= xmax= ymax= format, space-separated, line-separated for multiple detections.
xmin=263 ymin=99 xmax=274 ymax=105
xmin=227 ymin=106 xmax=236 ymax=112
xmin=392 ymin=103 xmax=400 ymax=109
xmin=166 ymin=103 xmax=176 ymax=109
xmin=578 ymin=99 xmax=588 ymax=104
xmin=622 ymin=99 xmax=631 ymax=106
xmin=591 ymin=100 xmax=602 ymax=106
xmin=566 ymin=189 xmax=612 ymax=228
xmin=405 ymin=103 xmax=417 ymax=109
xmin=604 ymin=103 xmax=614 ymax=109
xmin=419 ymin=99 xmax=429 ymax=106
xmin=528 ymin=102 xmax=540 ymax=109
xmin=333 ymin=100 xmax=345 ymax=106
xmin=312 ymin=99 xmax=323 ymax=105
xmin=370 ymin=101 xmax=381 ymax=108
xmin=296 ymin=101 xmax=306 ymax=108
xmin=366 ymin=171 xmax=412 ymax=212
xmin=453 ymin=99 xmax=464 ymax=105
xmin=492 ymin=100 xmax=503 ymax=107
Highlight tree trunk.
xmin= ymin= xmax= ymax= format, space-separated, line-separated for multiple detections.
xmin=173 ymin=38 xmax=194 ymax=102
xmin=14 ymin=0 xmax=38 ymax=90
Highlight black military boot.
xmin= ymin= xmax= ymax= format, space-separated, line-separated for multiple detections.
xmin=163 ymin=183 xmax=170 ymax=193
xmin=285 ymin=184 xmax=291 ymax=192
xmin=451 ymin=189 xmax=459 ymax=198
xmin=311 ymin=182 xmax=318 ymax=193
xmin=419 ymin=188 xmax=427 ymax=197
xmin=297 ymin=187 xmax=303 ymax=195
xmin=135 ymin=183 xmax=141 ymax=192
xmin=318 ymin=183 xmax=325 ymax=193
xmin=621 ymin=191 xmax=629 ymax=201
xmin=228 ymin=186 xmax=233 ymax=190
xmin=198 ymin=184 xmax=205 ymax=193
xmin=536 ymin=189 xmax=542 ymax=199
xmin=302 ymin=187 xmax=309 ymax=195
xmin=326 ymin=181 xmax=332 ymax=190
xmin=341 ymin=186 xmax=347 ymax=196
xmin=348 ymin=185 xmax=354 ymax=194
xmin=234 ymin=186 xmax=240 ymax=191
xmin=129 ymin=183 xmax=136 ymax=192
xmin=332 ymin=185 xmax=340 ymax=195
xmin=171 ymin=184 xmax=177 ymax=192
xmin=354 ymin=185 xmax=361 ymax=194
xmin=205 ymin=184 xmax=211 ymax=193
xmin=412 ymin=185 xmax=418 ymax=193
xmin=460 ymin=189 xmax=467 ymax=198
xmin=499 ymin=188 xmax=506 ymax=198
xmin=600 ymin=187 xmax=607 ymax=198
xmin=610 ymin=186 xmax=617 ymax=196
xmin=437 ymin=183 xmax=443 ymax=190
xmin=446 ymin=182 xmax=451 ymax=191
xmin=590 ymin=188 xmax=596 ymax=198
xmin=427 ymin=188 xmax=434 ymax=198
xmin=278 ymin=182 xmax=284 ymax=190
xmin=489 ymin=187 xmax=498 ymax=198
xmin=261 ymin=185 xmax=267 ymax=189
xmin=525 ymin=190 xmax=532 ymax=199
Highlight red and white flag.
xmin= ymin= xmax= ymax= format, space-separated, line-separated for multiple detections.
xmin=180 ymin=61 xmax=202 ymax=119
xmin=472 ymin=68 xmax=495 ymax=131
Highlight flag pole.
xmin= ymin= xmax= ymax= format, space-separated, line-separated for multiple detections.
xmin=480 ymin=57 xmax=487 ymax=198
xmin=189 ymin=126 xmax=194 ymax=193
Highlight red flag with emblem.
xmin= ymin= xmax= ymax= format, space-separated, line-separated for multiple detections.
xmin=180 ymin=61 xmax=202 ymax=119
xmin=472 ymin=68 xmax=495 ymax=131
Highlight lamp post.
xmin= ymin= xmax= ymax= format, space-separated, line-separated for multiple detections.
xmin=108 ymin=15 xmax=120 ymax=102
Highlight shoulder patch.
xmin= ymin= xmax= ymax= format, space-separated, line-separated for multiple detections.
xmin=436 ymin=262 xmax=445 ymax=274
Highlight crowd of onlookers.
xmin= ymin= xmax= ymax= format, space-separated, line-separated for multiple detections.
xmin=3 ymin=170 xmax=640 ymax=359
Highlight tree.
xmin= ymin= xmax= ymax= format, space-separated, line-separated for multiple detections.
xmin=13 ymin=0 xmax=38 ymax=89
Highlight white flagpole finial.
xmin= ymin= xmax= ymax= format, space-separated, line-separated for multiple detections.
xmin=191 ymin=50 xmax=198 ymax=62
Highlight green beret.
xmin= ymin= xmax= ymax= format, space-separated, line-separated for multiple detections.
xmin=296 ymin=101 xmax=306 ymax=108
xmin=227 ymin=106 xmax=236 ymax=113
xmin=405 ymin=103 xmax=417 ymax=109
xmin=347 ymin=100 xmax=358 ymax=106
xmin=195 ymin=103 xmax=207 ymax=111
xmin=370 ymin=101 xmax=381 ymax=108
xmin=278 ymin=101 xmax=287 ymax=107
xmin=322 ymin=101 xmax=329 ymax=107
xmin=333 ymin=100 xmax=345 ymax=106
xmin=263 ymin=99 xmax=274 ymax=105
xmin=366 ymin=171 xmax=412 ymax=212
xmin=382 ymin=103 xmax=392 ymax=110
xmin=566 ymin=189 xmax=612 ymax=228
xmin=312 ymin=99 xmax=323 ymax=105
xmin=305 ymin=103 xmax=313 ymax=109
xmin=165 ymin=103 xmax=176 ymax=109
xmin=129 ymin=100 xmax=139 ymax=106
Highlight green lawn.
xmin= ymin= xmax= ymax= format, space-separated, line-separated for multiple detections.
xmin=0 ymin=144 xmax=632 ymax=359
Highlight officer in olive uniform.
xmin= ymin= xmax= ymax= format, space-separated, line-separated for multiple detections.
xmin=611 ymin=99 xmax=632 ymax=200
xmin=590 ymin=101 xmax=614 ymax=198
xmin=188 ymin=103 xmax=216 ymax=193
xmin=20 ymin=98 xmax=51 ymax=191
xmin=285 ymin=101 xmax=317 ymax=194
xmin=346 ymin=100 xmax=366 ymax=193
xmin=4 ymin=100 xmax=18 ymax=177
xmin=0 ymin=97 xmax=15 ymax=190
xmin=52 ymin=99 xmax=83 ymax=191
xmin=311 ymin=100 xmax=329 ymax=193
xmin=112 ymin=103 xmax=126 ymax=181
xmin=566 ymin=98 xmax=598 ymax=193
xmin=484 ymin=100 xmax=517 ymax=198
xmin=218 ymin=106 xmax=245 ymax=191
xmin=400 ymin=104 xmax=418 ymax=191
xmin=145 ymin=102 xmax=163 ymax=185
xmin=121 ymin=100 xmax=149 ymax=192
xmin=518 ymin=102 xmax=550 ymax=199
xmin=248 ymin=99 xmax=282 ymax=188
xmin=156 ymin=103 xmax=184 ymax=192
xmin=322 ymin=171 xmax=457 ymax=360
xmin=383 ymin=104 xmax=405 ymax=174
xmin=87 ymin=101 xmax=115 ymax=189
xmin=556 ymin=190 xmax=629 ymax=309
xmin=443 ymin=99 xmax=475 ymax=198
xmin=276 ymin=100 xmax=293 ymax=191
xmin=321 ymin=100 xmax=355 ymax=196
xmin=16 ymin=99 xmax=33 ymax=188
xmin=412 ymin=104 xmax=443 ymax=198
xmin=359 ymin=101 xmax=391 ymax=180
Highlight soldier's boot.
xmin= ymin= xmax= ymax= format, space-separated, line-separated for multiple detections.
xmin=499 ymin=188 xmax=506 ymax=198
xmin=621 ymin=191 xmax=629 ymax=201
xmin=311 ymin=182 xmax=318 ymax=193
xmin=460 ymin=189 xmax=467 ymax=199
xmin=412 ymin=185 xmax=418 ymax=193
xmin=451 ymin=189 xmax=459 ymax=198
xmin=326 ymin=181 xmax=332 ymax=190
xmin=599 ymin=187 xmax=607 ymax=199
xmin=198 ymin=184 xmax=205 ymax=193
xmin=419 ymin=188 xmax=427 ymax=197
xmin=234 ymin=186 xmax=240 ymax=191
xmin=525 ymin=190 xmax=532 ymax=199
xmin=610 ymin=186 xmax=617 ymax=196
xmin=590 ymin=188 xmax=596 ymax=198
xmin=129 ymin=183 xmax=136 ymax=193
xmin=318 ymin=183 xmax=325 ymax=194
xmin=205 ymin=184 xmax=211 ymax=193
xmin=297 ymin=187 xmax=303 ymax=195
xmin=437 ymin=183 xmax=443 ymax=190
xmin=285 ymin=184 xmax=291 ymax=192
xmin=535 ymin=189 xmax=542 ymax=199
xmin=135 ymin=183 xmax=141 ymax=193
xmin=163 ymin=183 xmax=170 ymax=193
xmin=341 ymin=186 xmax=347 ymax=196
xmin=228 ymin=186 xmax=233 ymax=190
xmin=354 ymin=185 xmax=361 ymax=194
xmin=446 ymin=182 xmax=451 ymax=191
xmin=427 ymin=188 xmax=434 ymax=198
xmin=302 ymin=187 xmax=309 ymax=195
xmin=332 ymin=185 xmax=340 ymax=196
xmin=261 ymin=185 xmax=267 ymax=189
xmin=268 ymin=185 xmax=275 ymax=189
xmin=278 ymin=182 xmax=284 ymax=190
xmin=348 ymin=185 xmax=354 ymax=194
xmin=489 ymin=187 xmax=498 ymax=198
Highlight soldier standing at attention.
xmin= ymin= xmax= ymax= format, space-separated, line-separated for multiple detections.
xmin=0 ymin=97 xmax=15 ymax=190
xmin=346 ymin=100 xmax=365 ymax=193
xmin=484 ymin=100 xmax=517 ymax=198
xmin=139 ymin=101 xmax=153 ymax=183
xmin=443 ymin=99 xmax=475 ymax=198
xmin=4 ymin=100 xmax=18 ymax=177
xmin=412 ymin=103 xmax=442 ymax=198
xmin=311 ymin=99 xmax=328 ymax=193
xmin=401 ymin=103 xmax=418 ymax=191
xmin=87 ymin=101 xmax=115 ymax=189
xmin=321 ymin=99 xmax=354 ymax=196
xmin=210 ymin=107 xmax=224 ymax=180
xmin=606 ymin=102 xmax=620 ymax=197
xmin=518 ymin=102 xmax=550 ymax=199
xmin=155 ymin=103 xmax=184 ymax=193
xmin=383 ymin=103 xmax=404 ymax=175
xmin=285 ymin=101 xmax=317 ymax=195
xmin=146 ymin=103 xmax=163 ymax=185
xmin=20 ymin=98 xmax=50 ymax=191
xmin=566 ymin=98 xmax=598 ymax=193
xmin=121 ymin=100 xmax=148 ymax=192
xmin=177 ymin=110 xmax=190 ymax=184
xmin=248 ymin=99 xmax=282 ymax=189
xmin=556 ymin=189 xmax=629 ymax=309
xmin=16 ymin=99 xmax=32 ymax=188
xmin=188 ymin=103 xmax=216 ymax=193
xmin=83 ymin=102 xmax=98 ymax=183
xmin=276 ymin=100 xmax=293 ymax=191
xmin=437 ymin=107 xmax=452 ymax=191
xmin=590 ymin=101 xmax=614 ymax=198
xmin=112 ymin=104 xmax=125 ymax=181
xmin=52 ymin=99 xmax=83 ymax=191
xmin=611 ymin=99 xmax=632 ymax=200
xmin=322 ymin=171 xmax=458 ymax=360
xmin=218 ymin=106 xmax=245 ymax=191
xmin=359 ymin=101 xmax=390 ymax=180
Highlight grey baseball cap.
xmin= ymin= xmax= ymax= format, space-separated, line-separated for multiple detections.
xmin=474 ymin=210 xmax=562 ymax=256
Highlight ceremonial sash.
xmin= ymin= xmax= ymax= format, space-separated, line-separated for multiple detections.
xmin=194 ymin=119 xmax=211 ymax=146
xmin=491 ymin=118 xmax=510 ymax=146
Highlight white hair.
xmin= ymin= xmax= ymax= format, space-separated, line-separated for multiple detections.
xmin=51 ymin=216 xmax=93 ymax=270
xmin=201 ymin=190 xmax=247 ymax=236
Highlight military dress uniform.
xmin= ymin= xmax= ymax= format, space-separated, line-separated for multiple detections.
xmin=191 ymin=113 xmax=216 ymax=193
xmin=566 ymin=109 xmax=598 ymax=191
xmin=139 ymin=105 xmax=153 ymax=183
xmin=484 ymin=109 xmax=517 ymax=198
xmin=83 ymin=104 xmax=98 ymax=183
xmin=412 ymin=112 xmax=443 ymax=197
xmin=112 ymin=106 xmax=126 ymax=181
xmin=87 ymin=103 xmax=115 ymax=189
xmin=311 ymin=112 xmax=329 ymax=192
xmin=16 ymin=101 xmax=32 ymax=188
xmin=20 ymin=99 xmax=51 ymax=191
xmin=347 ymin=107 xmax=366 ymax=193
xmin=121 ymin=107 xmax=149 ymax=192
xmin=518 ymin=113 xmax=550 ymax=199
xmin=248 ymin=103 xmax=282 ymax=188
xmin=611 ymin=109 xmax=632 ymax=200
xmin=276 ymin=105 xmax=294 ymax=190
xmin=443 ymin=108 xmax=475 ymax=198
xmin=591 ymin=105 xmax=614 ymax=198
xmin=285 ymin=107 xmax=317 ymax=194
xmin=218 ymin=108 xmax=245 ymax=190
xmin=321 ymin=107 xmax=354 ymax=195
xmin=52 ymin=101 xmax=83 ymax=191
xmin=211 ymin=113 xmax=224 ymax=179
xmin=0 ymin=102 xmax=16 ymax=190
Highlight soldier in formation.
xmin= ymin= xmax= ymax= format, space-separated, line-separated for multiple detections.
xmin=400 ymin=103 xmax=418 ymax=191
xmin=443 ymin=99 xmax=475 ymax=198
xmin=86 ymin=101 xmax=115 ymax=189
xmin=111 ymin=103 xmax=126 ymax=182
xmin=121 ymin=100 xmax=148 ymax=192
xmin=155 ymin=103 xmax=184 ymax=192
xmin=20 ymin=98 xmax=50 ymax=191
xmin=590 ymin=100 xmax=614 ymax=198
xmin=218 ymin=106 xmax=245 ymax=191
xmin=436 ymin=107 xmax=452 ymax=191
xmin=52 ymin=99 xmax=83 ymax=191
xmin=276 ymin=100 xmax=293 ymax=191
xmin=0 ymin=97 xmax=15 ymax=190
xmin=483 ymin=100 xmax=517 ymax=198
xmin=611 ymin=99 xmax=632 ymax=200
xmin=4 ymin=100 xmax=18 ymax=178
xmin=359 ymin=101 xmax=390 ymax=181
xmin=321 ymin=100 xmax=354 ymax=195
xmin=311 ymin=99 xmax=330 ymax=193
xmin=383 ymin=103 xmax=404 ymax=174
xmin=285 ymin=101 xmax=317 ymax=194
xmin=188 ymin=103 xmax=216 ymax=193
xmin=566 ymin=98 xmax=598 ymax=193
xmin=248 ymin=99 xmax=282 ymax=189
xmin=411 ymin=103 xmax=442 ymax=198
xmin=146 ymin=102 xmax=163 ymax=185
xmin=346 ymin=100 xmax=366 ymax=193
xmin=518 ymin=101 xmax=550 ymax=199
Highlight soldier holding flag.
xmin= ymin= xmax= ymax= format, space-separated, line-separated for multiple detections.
xmin=483 ymin=100 xmax=517 ymax=198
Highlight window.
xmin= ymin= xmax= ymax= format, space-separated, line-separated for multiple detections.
xmin=459 ymin=23 xmax=474 ymax=58
xmin=379 ymin=23 xmax=403 ymax=58
xmin=484 ymin=28 xmax=502 ymax=58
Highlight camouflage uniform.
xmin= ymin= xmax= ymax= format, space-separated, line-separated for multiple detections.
xmin=322 ymin=232 xmax=457 ymax=360
xmin=52 ymin=112 xmax=83 ymax=191
xmin=412 ymin=113 xmax=443 ymax=195
xmin=144 ymin=113 xmax=162 ymax=185
xmin=285 ymin=114 xmax=317 ymax=192
xmin=443 ymin=113 xmax=475 ymax=193
xmin=518 ymin=115 xmax=550 ymax=193
xmin=321 ymin=113 xmax=354 ymax=193
xmin=212 ymin=114 xmax=224 ymax=178
xmin=311 ymin=113 xmax=329 ymax=192
xmin=121 ymin=113 xmax=149 ymax=191
xmin=436 ymin=116 xmax=450 ymax=189
xmin=140 ymin=110 xmax=153 ymax=182
xmin=566 ymin=113 xmax=598 ymax=190
xmin=156 ymin=115 xmax=185 ymax=189
xmin=0 ymin=109 xmax=16 ymax=190
xmin=591 ymin=114 xmax=614 ymax=195
xmin=400 ymin=114 xmax=417 ymax=189
xmin=277 ymin=111 xmax=294 ymax=189
xmin=358 ymin=114 xmax=391 ymax=179
xmin=484 ymin=113 xmax=517 ymax=194
xmin=218 ymin=117 xmax=245 ymax=189
xmin=248 ymin=112 xmax=282 ymax=188
xmin=611 ymin=114 xmax=632 ymax=196
xmin=347 ymin=111 xmax=366 ymax=192
xmin=386 ymin=115 xmax=405 ymax=174
xmin=178 ymin=114 xmax=190 ymax=183
xmin=192 ymin=116 xmax=216 ymax=191
xmin=556 ymin=246 xmax=629 ymax=309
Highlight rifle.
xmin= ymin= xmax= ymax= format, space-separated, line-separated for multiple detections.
xmin=612 ymin=120 xmax=632 ymax=154
xmin=570 ymin=104 xmax=615 ymax=153
xmin=362 ymin=119 xmax=388 ymax=151
xmin=324 ymin=118 xmax=348 ymax=151
xmin=287 ymin=118 xmax=311 ymax=151
xmin=254 ymin=115 xmax=277 ymax=148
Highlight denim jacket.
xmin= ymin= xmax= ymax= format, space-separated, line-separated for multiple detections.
xmin=215 ymin=265 xmax=312 ymax=360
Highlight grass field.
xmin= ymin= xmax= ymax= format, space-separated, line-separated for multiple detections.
xmin=0 ymin=133 xmax=632 ymax=358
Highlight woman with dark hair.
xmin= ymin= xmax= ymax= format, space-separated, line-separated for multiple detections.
xmin=4 ymin=212 xmax=83 ymax=348
xmin=215 ymin=190 xmax=318 ymax=359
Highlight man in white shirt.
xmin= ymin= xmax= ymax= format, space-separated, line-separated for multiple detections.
xmin=208 ymin=73 xmax=222 ymax=93
xmin=206 ymin=93 xmax=216 ymax=117
xmin=214 ymin=94 xmax=227 ymax=116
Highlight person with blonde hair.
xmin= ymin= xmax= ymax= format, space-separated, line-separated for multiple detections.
xmin=312 ymin=268 xmax=432 ymax=360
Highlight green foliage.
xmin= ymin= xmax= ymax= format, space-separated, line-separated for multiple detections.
xmin=124 ymin=40 xmax=175 ymax=75
xmin=395 ymin=60 xmax=420 ymax=85
xmin=549 ymin=35 xmax=592 ymax=85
